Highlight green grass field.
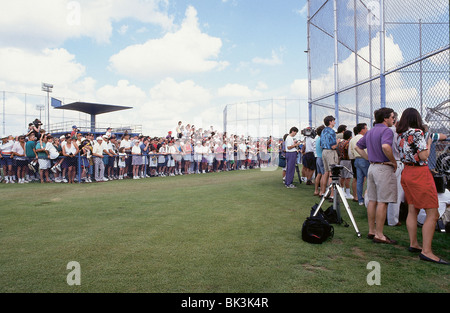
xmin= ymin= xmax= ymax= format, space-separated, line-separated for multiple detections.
xmin=1 ymin=168 xmax=449 ymax=293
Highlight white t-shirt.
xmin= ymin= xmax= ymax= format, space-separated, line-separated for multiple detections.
xmin=0 ymin=140 xmax=14 ymax=154
xmin=285 ymin=135 xmax=297 ymax=152
xmin=305 ymin=136 xmax=315 ymax=153
xmin=158 ymin=146 xmax=167 ymax=163
xmin=194 ymin=144 xmax=203 ymax=155
xmin=45 ymin=142 xmax=60 ymax=159
xmin=132 ymin=145 xmax=141 ymax=155
xmin=120 ymin=139 xmax=131 ymax=150
xmin=167 ymin=145 xmax=177 ymax=154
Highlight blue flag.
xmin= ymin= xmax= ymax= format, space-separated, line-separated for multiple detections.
xmin=51 ymin=97 xmax=62 ymax=108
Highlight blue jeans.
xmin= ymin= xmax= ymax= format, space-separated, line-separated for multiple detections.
xmin=354 ymin=157 xmax=370 ymax=202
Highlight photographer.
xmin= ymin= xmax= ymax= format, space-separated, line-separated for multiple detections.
xmin=337 ymin=130 xmax=354 ymax=199
xmin=301 ymin=127 xmax=316 ymax=185
xmin=285 ymin=127 xmax=301 ymax=189
xmin=320 ymin=116 xmax=340 ymax=198
xmin=314 ymin=125 xmax=325 ymax=196
xmin=26 ymin=119 xmax=42 ymax=140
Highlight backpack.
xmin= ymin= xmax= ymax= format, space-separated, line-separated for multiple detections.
xmin=301 ymin=205 xmax=334 ymax=244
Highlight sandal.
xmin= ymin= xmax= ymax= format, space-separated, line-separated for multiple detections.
xmin=373 ymin=235 xmax=397 ymax=245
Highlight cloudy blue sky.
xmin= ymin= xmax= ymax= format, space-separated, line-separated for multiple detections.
xmin=0 ymin=0 xmax=309 ymax=136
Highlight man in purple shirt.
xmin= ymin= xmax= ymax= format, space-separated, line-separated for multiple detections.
xmin=355 ymin=107 xmax=398 ymax=244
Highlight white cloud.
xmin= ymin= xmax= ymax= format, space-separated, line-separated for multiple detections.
xmin=95 ymin=77 xmax=213 ymax=135
xmin=109 ymin=6 xmax=229 ymax=80
xmin=295 ymin=3 xmax=308 ymax=17
xmin=256 ymin=82 xmax=268 ymax=90
xmin=290 ymin=79 xmax=309 ymax=99
xmin=96 ymin=80 xmax=147 ymax=107
xmin=310 ymin=33 xmax=411 ymax=99
xmin=149 ymin=77 xmax=212 ymax=111
xmin=0 ymin=0 xmax=174 ymax=48
xmin=0 ymin=47 xmax=85 ymax=87
xmin=426 ymin=79 xmax=450 ymax=99
xmin=252 ymin=48 xmax=285 ymax=66
xmin=118 ymin=25 xmax=129 ymax=35
xmin=217 ymin=83 xmax=263 ymax=99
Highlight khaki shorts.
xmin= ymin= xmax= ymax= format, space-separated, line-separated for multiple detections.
xmin=322 ymin=149 xmax=339 ymax=172
xmin=366 ymin=164 xmax=397 ymax=203
xmin=339 ymin=159 xmax=353 ymax=178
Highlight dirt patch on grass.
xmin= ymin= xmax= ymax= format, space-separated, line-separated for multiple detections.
xmin=302 ymin=264 xmax=330 ymax=272
xmin=352 ymin=247 xmax=366 ymax=258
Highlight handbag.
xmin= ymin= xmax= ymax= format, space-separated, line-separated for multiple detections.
xmin=433 ymin=173 xmax=446 ymax=193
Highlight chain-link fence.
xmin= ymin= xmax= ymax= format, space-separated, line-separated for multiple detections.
xmin=0 ymin=91 xmax=142 ymax=137
xmin=223 ymin=99 xmax=309 ymax=139
xmin=0 ymin=91 xmax=86 ymax=136
xmin=308 ymin=0 xmax=449 ymax=175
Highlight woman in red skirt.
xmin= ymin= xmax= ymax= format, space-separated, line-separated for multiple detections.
xmin=396 ymin=108 xmax=448 ymax=265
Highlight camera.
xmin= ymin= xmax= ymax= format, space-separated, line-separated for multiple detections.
xmin=330 ymin=164 xmax=343 ymax=178
xmin=301 ymin=127 xmax=316 ymax=138
xmin=33 ymin=119 xmax=42 ymax=127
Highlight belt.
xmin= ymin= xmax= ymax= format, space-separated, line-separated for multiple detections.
xmin=403 ymin=162 xmax=423 ymax=167
xmin=370 ymin=162 xmax=391 ymax=165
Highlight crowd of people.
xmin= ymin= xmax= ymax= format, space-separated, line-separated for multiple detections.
xmin=2 ymin=112 xmax=448 ymax=264
xmin=0 ymin=120 xmax=281 ymax=185
xmin=281 ymin=108 xmax=448 ymax=265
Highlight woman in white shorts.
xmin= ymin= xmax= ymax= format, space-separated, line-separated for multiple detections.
xmin=173 ymin=140 xmax=183 ymax=175
xmin=182 ymin=139 xmax=192 ymax=174
xmin=131 ymin=140 xmax=142 ymax=179
xmin=36 ymin=135 xmax=51 ymax=183
xmin=194 ymin=141 xmax=203 ymax=173
xmin=167 ymin=141 xmax=177 ymax=176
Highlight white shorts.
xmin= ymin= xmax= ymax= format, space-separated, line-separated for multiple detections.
xmin=38 ymin=159 xmax=51 ymax=170
xmin=149 ymin=156 xmax=158 ymax=167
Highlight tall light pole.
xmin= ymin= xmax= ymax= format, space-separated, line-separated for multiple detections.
xmin=41 ymin=83 xmax=53 ymax=131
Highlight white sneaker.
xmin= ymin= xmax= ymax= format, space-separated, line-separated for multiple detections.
xmin=62 ymin=178 xmax=68 ymax=183
xmin=103 ymin=177 xmax=109 ymax=181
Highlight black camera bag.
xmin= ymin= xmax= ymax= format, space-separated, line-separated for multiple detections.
xmin=302 ymin=205 xmax=334 ymax=244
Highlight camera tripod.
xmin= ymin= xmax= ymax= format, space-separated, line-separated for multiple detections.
xmin=313 ymin=168 xmax=362 ymax=238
